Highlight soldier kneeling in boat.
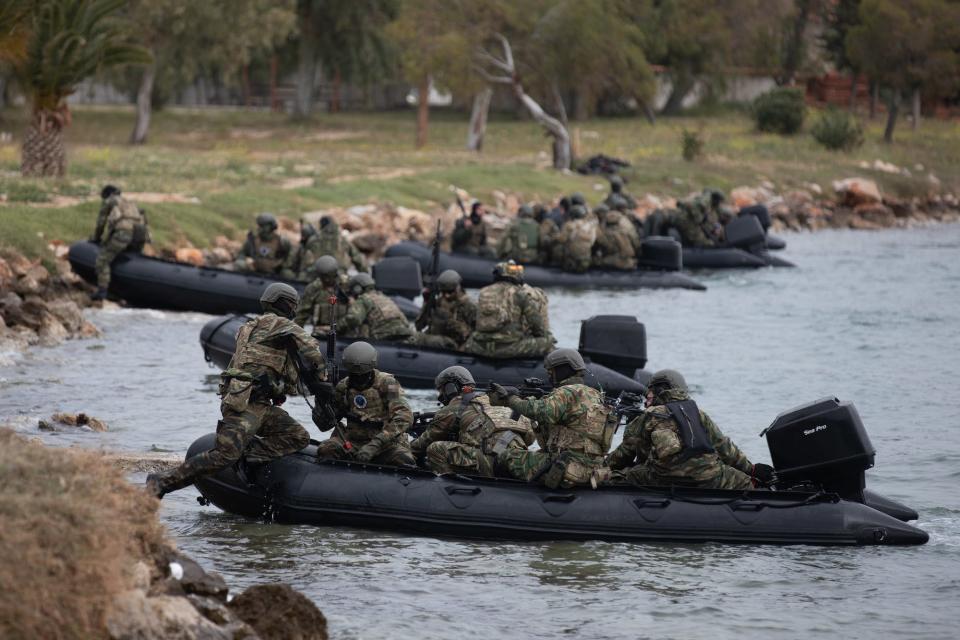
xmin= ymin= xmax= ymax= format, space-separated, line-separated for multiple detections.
xmin=488 ymin=349 xmax=615 ymax=489
xmin=414 ymin=270 xmax=477 ymax=351
xmin=411 ymin=366 xmax=534 ymax=477
xmin=234 ymin=213 xmax=295 ymax=278
xmin=591 ymin=369 xmax=775 ymax=490
xmin=339 ymin=273 xmax=416 ymax=343
xmin=295 ymin=255 xmax=349 ymax=337
xmin=146 ymin=283 xmax=325 ymax=498
xmin=315 ymin=341 xmax=416 ymax=466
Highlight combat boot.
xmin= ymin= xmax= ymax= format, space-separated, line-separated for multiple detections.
xmin=145 ymin=471 xmax=169 ymax=499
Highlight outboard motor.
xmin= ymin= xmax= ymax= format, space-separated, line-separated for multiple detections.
xmin=723 ymin=214 xmax=766 ymax=250
xmin=372 ymin=257 xmax=424 ymax=299
xmin=762 ymin=397 xmax=875 ymax=501
xmin=578 ymin=315 xmax=647 ymax=378
xmin=637 ymin=236 xmax=682 ymax=271
xmin=738 ymin=204 xmax=771 ymax=231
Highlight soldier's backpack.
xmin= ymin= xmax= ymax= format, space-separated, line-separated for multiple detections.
xmin=475 ymin=283 xmax=515 ymax=333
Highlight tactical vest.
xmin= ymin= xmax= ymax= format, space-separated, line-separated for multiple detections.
xmin=337 ymin=371 xmax=395 ymax=441
xmin=665 ymin=399 xmax=716 ymax=461
xmin=520 ymin=284 xmax=550 ymax=334
xmin=220 ymin=314 xmax=292 ymax=411
xmin=457 ymin=392 xmax=531 ymax=455
xmin=363 ymin=291 xmax=412 ymax=339
xmin=311 ymin=284 xmax=347 ymax=328
xmin=474 ymin=282 xmax=518 ymax=334
xmin=545 ymin=384 xmax=614 ymax=457
xmin=565 ymin=218 xmax=597 ymax=260
xmin=251 ymin=233 xmax=286 ymax=272
xmin=106 ymin=196 xmax=144 ymax=234
xmin=506 ymin=219 xmax=540 ymax=262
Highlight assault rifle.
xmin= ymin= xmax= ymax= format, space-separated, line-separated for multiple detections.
xmin=419 ymin=220 xmax=443 ymax=325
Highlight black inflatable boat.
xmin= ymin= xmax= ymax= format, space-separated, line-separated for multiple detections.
xmin=68 ymin=241 xmax=420 ymax=319
xmin=185 ymin=398 xmax=926 ymax=545
xmin=384 ymin=241 xmax=707 ymax=290
xmin=200 ymin=313 xmax=651 ymax=392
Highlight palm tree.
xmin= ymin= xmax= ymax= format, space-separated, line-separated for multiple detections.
xmin=16 ymin=0 xmax=149 ymax=176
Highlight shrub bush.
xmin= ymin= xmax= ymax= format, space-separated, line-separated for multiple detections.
xmin=752 ymin=87 xmax=806 ymax=135
xmin=681 ymin=128 xmax=705 ymax=161
xmin=811 ymin=107 xmax=865 ymax=151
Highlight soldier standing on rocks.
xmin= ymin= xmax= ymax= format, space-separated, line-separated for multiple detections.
xmin=235 ymin=213 xmax=295 ymax=277
xmin=146 ymin=283 xmax=326 ymax=498
xmin=463 ymin=261 xmax=555 ymax=359
xmin=590 ymin=369 xmax=775 ymax=490
xmin=315 ymin=341 xmax=415 ymax=465
xmin=90 ymin=185 xmax=149 ymax=300
xmin=414 ymin=269 xmax=476 ymax=350
xmin=411 ymin=366 xmax=534 ymax=476
xmin=488 ymin=349 xmax=614 ymax=488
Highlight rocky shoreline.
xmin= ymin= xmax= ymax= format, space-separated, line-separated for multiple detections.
xmin=0 ymin=429 xmax=328 ymax=640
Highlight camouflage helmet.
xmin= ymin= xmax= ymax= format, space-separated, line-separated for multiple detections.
xmin=568 ymin=204 xmax=587 ymax=219
xmin=609 ymin=174 xmax=624 ymax=189
xmin=348 ymin=272 xmax=375 ymax=294
xmin=492 ymin=260 xmax=524 ymax=283
xmin=313 ymin=255 xmax=339 ymax=277
xmin=436 ymin=269 xmax=462 ymax=292
xmin=259 ymin=282 xmax=299 ymax=314
xmin=571 ymin=192 xmax=586 ymax=206
xmin=648 ymin=369 xmax=687 ymax=392
xmin=256 ymin=213 xmax=278 ymax=230
xmin=593 ymin=203 xmax=610 ymax=216
xmin=611 ymin=194 xmax=631 ymax=211
xmin=101 ymin=184 xmax=120 ymax=200
xmin=518 ymin=204 xmax=534 ymax=218
xmin=544 ymin=348 xmax=586 ymax=373
xmin=704 ymin=188 xmax=725 ymax=207
xmin=435 ymin=365 xmax=475 ymax=389
xmin=342 ymin=341 xmax=378 ymax=374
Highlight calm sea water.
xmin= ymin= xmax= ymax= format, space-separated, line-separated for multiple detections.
xmin=2 ymin=225 xmax=959 ymax=639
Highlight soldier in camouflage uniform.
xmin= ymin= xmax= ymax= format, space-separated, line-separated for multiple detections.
xmin=669 ymin=194 xmax=724 ymax=248
xmin=235 ymin=213 xmax=295 ymax=277
xmin=497 ymin=204 xmax=541 ymax=264
xmin=313 ymin=216 xmax=367 ymax=274
xmin=489 ymin=349 xmax=614 ymax=489
xmin=463 ymin=261 xmax=555 ymax=359
xmin=537 ymin=205 xmax=561 ymax=266
xmin=591 ymin=369 xmax=775 ymax=490
xmin=593 ymin=202 xmax=641 ymax=270
xmin=294 ymin=255 xmax=348 ymax=335
xmin=90 ymin=185 xmax=149 ymax=299
xmin=315 ymin=341 xmax=415 ymax=466
xmin=290 ymin=222 xmax=324 ymax=280
xmin=414 ymin=270 xmax=476 ymax=350
xmin=411 ymin=366 xmax=534 ymax=476
xmin=452 ymin=201 xmax=494 ymax=258
xmin=339 ymin=273 xmax=415 ymax=342
xmin=146 ymin=283 xmax=325 ymax=498
xmin=554 ymin=204 xmax=597 ymax=273
xmin=603 ymin=175 xmax=637 ymax=211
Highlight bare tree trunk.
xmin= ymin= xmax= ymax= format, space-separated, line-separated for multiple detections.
xmin=849 ymin=74 xmax=858 ymax=112
xmin=661 ymin=73 xmax=694 ymax=115
xmin=241 ymin=64 xmax=251 ymax=107
xmin=270 ymin=55 xmax=279 ymax=111
xmin=883 ymin=91 xmax=900 ymax=143
xmin=779 ymin=0 xmax=812 ymax=86
xmin=294 ymin=9 xmax=318 ymax=119
xmin=572 ymin=89 xmax=589 ymax=121
xmin=330 ymin=69 xmax=342 ymax=113
xmin=869 ymin=80 xmax=878 ymax=119
xmin=466 ymin=87 xmax=493 ymax=152
xmin=911 ymin=87 xmax=920 ymax=130
xmin=416 ymin=75 xmax=429 ymax=148
xmin=551 ymin=81 xmax=568 ymax=125
xmin=640 ymin=99 xmax=656 ymax=124
xmin=514 ymin=86 xmax=570 ymax=169
xmin=130 ymin=63 xmax=156 ymax=145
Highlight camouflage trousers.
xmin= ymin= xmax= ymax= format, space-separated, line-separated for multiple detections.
xmin=406 ymin=332 xmax=458 ymax=351
xmin=464 ymin=335 xmax=554 ymax=359
xmin=95 ymin=230 xmax=134 ymax=288
xmin=497 ymin=449 xmax=602 ymax=489
xmin=316 ymin=434 xmax=416 ymax=467
xmin=611 ymin=463 xmax=752 ymax=490
xmin=425 ymin=441 xmax=496 ymax=477
xmin=157 ymin=402 xmax=309 ymax=495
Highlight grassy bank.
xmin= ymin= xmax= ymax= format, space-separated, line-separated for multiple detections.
xmin=1 ymin=106 xmax=957 ymax=259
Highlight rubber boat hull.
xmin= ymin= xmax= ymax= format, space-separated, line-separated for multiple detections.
xmin=68 ymin=241 xmax=419 ymax=319
xmin=200 ymin=314 xmax=649 ymax=393
xmin=384 ymin=242 xmax=706 ymax=290
xmin=186 ymin=435 xmax=928 ymax=546
xmin=682 ymin=246 xmax=795 ymax=269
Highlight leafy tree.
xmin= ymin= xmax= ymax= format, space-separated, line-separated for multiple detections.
xmin=126 ymin=0 xmax=295 ymax=144
xmin=847 ymin=0 xmax=960 ymax=142
xmin=14 ymin=0 xmax=150 ymax=176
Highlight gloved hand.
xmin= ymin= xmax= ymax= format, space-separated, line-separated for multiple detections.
xmin=311 ymin=405 xmax=338 ymax=432
xmin=751 ymin=463 xmax=776 ymax=487
xmin=487 ymin=382 xmax=514 ymax=406
xmin=355 ymin=443 xmax=378 ymax=463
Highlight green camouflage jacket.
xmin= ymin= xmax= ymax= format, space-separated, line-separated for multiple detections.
xmin=295 ymin=277 xmax=348 ymax=329
xmin=411 ymin=393 xmax=533 ymax=456
xmin=414 ymin=290 xmax=477 ymax=346
xmin=339 ymin=291 xmax=413 ymax=341
xmin=471 ymin=281 xmax=548 ymax=345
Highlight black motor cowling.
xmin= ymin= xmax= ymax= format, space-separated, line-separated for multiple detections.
xmin=372 ymin=256 xmax=424 ymax=299
xmin=723 ymin=214 xmax=766 ymax=249
xmin=637 ymin=236 xmax=682 ymax=271
xmin=578 ymin=315 xmax=647 ymax=377
xmin=739 ymin=204 xmax=771 ymax=231
xmin=762 ymin=397 xmax=875 ymax=501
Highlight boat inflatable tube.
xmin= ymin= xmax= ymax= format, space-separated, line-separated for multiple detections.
xmin=200 ymin=313 xmax=650 ymax=393
xmin=68 ymin=241 xmax=420 ymax=319
xmin=383 ymin=242 xmax=706 ymax=291
xmin=185 ymin=435 xmax=928 ymax=546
